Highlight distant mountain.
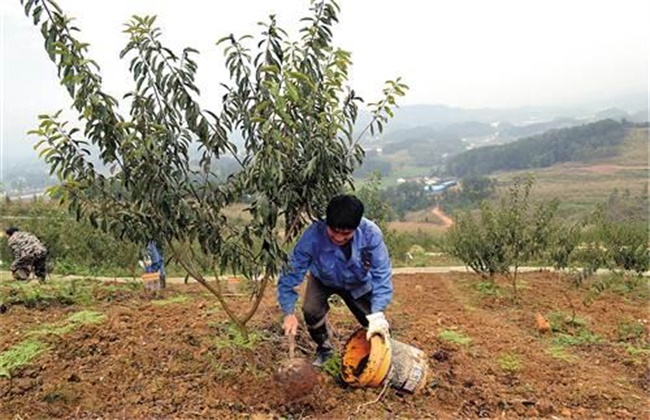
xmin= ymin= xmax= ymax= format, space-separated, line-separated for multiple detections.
xmin=444 ymin=119 xmax=634 ymax=177
xmin=355 ymin=99 xmax=647 ymax=178
xmin=629 ymin=109 xmax=649 ymax=123
xmin=383 ymin=104 xmax=563 ymax=130
xmin=497 ymin=117 xmax=584 ymax=140
xmin=595 ymin=107 xmax=631 ymax=120
xmin=6 ymin=98 xmax=647 ymax=196
xmin=356 ymin=93 xmax=648 ymax=139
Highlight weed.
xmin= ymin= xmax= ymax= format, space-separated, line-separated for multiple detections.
xmin=0 ymin=278 xmax=132 ymax=309
xmin=211 ymin=322 xmax=264 ymax=350
xmin=623 ymin=344 xmax=650 ymax=357
xmin=57 ymin=279 xmax=93 ymax=305
xmin=552 ymin=329 xmax=603 ymax=347
xmin=583 ymin=273 xmax=647 ymax=305
xmin=66 ymin=310 xmax=106 ymax=325
xmin=620 ymin=342 xmax=650 ymax=366
xmin=245 ymin=363 xmax=269 ymax=380
xmin=497 ymin=353 xmax=522 ymax=375
xmin=209 ymin=361 xmax=237 ymax=379
xmin=151 ymin=295 xmax=190 ymax=306
xmin=616 ymin=320 xmax=645 ymax=342
xmin=3 ymin=282 xmax=53 ymax=308
xmin=546 ymin=344 xmax=578 ymax=362
xmin=438 ymin=329 xmax=472 ymax=346
xmin=474 ymin=281 xmax=501 ymax=297
xmin=0 ymin=340 xmax=48 ymax=378
xmin=546 ymin=311 xmax=587 ymax=333
xmin=320 ymin=353 xmax=342 ymax=379
xmin=29 ymin=310 xmax=106 ymax=336
xmin=101 ymin=281 xmax=140 ymax=294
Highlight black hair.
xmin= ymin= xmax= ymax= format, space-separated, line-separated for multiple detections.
xmin=5 ymin=226 xmax=19 ymax=236
xmin=325 ymin=194 xmax=364 ymax=230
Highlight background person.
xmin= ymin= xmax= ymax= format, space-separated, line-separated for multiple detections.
xmin=5 ymin=227 xmax=49 ymax=282
xmin=139 ymin=240 xmax=166 ymax=288
xmin=277 ymin=194 xmax=393 ymax=366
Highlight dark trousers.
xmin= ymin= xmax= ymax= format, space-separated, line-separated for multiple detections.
xmin=12 ymin=253 xmax=47 ymax=281
xmin=302 ymin=275 xmax=371 ymax=352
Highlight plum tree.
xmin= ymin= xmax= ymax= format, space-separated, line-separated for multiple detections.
xmin=20 ymin=0 xmax=407 ymax=335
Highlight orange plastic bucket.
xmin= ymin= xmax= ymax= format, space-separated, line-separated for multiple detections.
xmin=341 ymin=328 xmax=392 ymax=387
xmin=341 ymin=327 xmax=429 ymax=393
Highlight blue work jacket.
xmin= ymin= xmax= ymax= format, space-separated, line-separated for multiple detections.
xmin=277 ymin=218 xmax=393 ymax=315
xmin=145 ymin=241 xmax=165 ymax=274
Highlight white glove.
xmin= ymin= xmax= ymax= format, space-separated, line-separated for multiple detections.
xmin=366 ymin=312 xmax=390 ymax=340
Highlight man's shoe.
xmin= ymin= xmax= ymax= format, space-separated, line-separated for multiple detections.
xmin=312 ymin=349 xmax=333 ymax=367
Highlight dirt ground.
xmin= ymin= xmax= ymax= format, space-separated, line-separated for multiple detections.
xmin=1 ymin=271 xmax=649 ymax=419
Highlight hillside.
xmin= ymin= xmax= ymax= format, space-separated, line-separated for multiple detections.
xmin=492 ymin=125 xmax=648 ymax=221
xmin=444 ymin=119 xmax=634 ymax=177
xmin=381 ymin=124 xmax=647 ymax=229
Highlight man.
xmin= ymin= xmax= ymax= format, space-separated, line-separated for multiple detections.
xmin=277 ymin=194 xmax=393 ymax=366
xmin=5 ymin=227 xmax=49 ymax=282
xmin=143 ymin=240 xmax=166 ymax=288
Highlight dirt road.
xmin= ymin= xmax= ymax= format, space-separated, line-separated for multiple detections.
xmin=431 ymin=206 xmax=453 ymax=228
xmin=0 ymin=266 xmax=552 ymax=284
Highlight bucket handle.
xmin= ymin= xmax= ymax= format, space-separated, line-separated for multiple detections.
xmin=369 ymin=332 xmax=388 ymax=344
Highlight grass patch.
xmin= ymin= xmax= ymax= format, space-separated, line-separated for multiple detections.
xmin=0 ymin=340 xmax=48 ymax=378
xmin=29 ymin=310 xmax=107 ymax=336
xmin=546 ymin=344 xmax=578 ymax=362
xmin=210 ymin=322 xmax=264 ymax=350
xmin=438 ymin=329 xmax=472 ymax=346
xmin=474 ymin=281 xmax=502 ymax=297
xmin=66 ymin=310 xmax=106 ymax=325
xmin=101 ymin=281 xmax=142 ymax=293
xmin=206 ymin=360 xmax=238 ymax=380
xmin=320 ymin=353 xmax=342 ymax=379
xmin=497 ymin=353 xmax=522 ymax=375
xmin=617 ymin=320 xmax=646 ymax=342
xmin=620 ymin=342 xmax=650 ymax=366
xmin=551 ymin=329 xmax=603 ymax=347
xmin=623 ymin=344 xmax=650 ymax=357
xmin=151 ymin=295 xmax=191 ymax=306
xmin=546 ymin=311 xmax=587 ymax=333
xmin=583 ymin=273 xmax=649 ymax=305
xmin=0 ymin=281 xmax=84 ymax=308
xmin=0 ymin=278 xmax=143 ymax=309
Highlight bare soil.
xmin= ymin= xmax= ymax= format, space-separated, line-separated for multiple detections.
xmin=1 ymin=272 xmax=649 ymax=419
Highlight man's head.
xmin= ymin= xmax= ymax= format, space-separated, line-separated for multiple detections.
xmin=325 ymin=195 xmax=364 ymax=246
xmin=5 ymin=227 xmax=19 ymax=237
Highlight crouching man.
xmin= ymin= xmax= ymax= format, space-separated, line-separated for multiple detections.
xmin=5 ymin=227 xmax=48 ymax=282
xmin=277 ymin=194 xmax=394 ymax=366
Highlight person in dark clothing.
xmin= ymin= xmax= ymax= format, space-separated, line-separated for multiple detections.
xmin=5 ymin=227 xmax=48 ymax=282
xmin=141 ymin=240 xmax=166 ymax=288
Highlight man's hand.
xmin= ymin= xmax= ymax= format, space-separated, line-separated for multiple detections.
xmin=366 ymin=312 xmax=390 ymax=340
xmin=283 ymin=313 xmax=299 ymax=336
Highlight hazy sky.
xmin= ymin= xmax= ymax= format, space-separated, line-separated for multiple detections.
xmin=1 ymin=0 xmax=648 ymax=161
